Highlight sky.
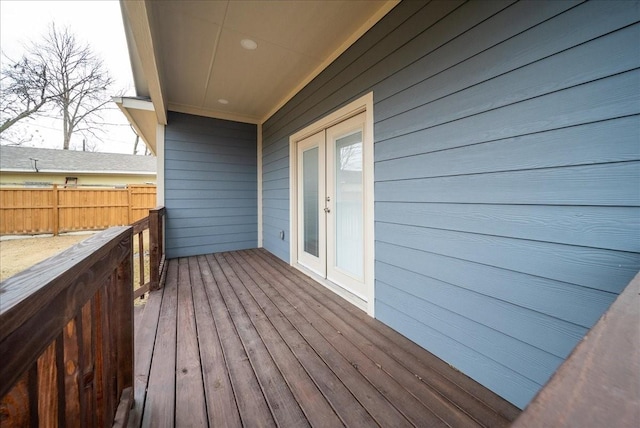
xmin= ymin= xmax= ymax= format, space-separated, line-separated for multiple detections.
xmin=0 ymin=0 xmax=141 ymax=154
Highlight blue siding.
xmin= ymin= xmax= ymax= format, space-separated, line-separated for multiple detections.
xmin=262 ymin=0 xmax=640 ymax=408
xmin=165 ymin=112 xmax=257 ymax=258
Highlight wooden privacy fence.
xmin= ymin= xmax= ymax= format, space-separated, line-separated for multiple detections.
xmin=0 ymin=184 xmax=156 ymax=235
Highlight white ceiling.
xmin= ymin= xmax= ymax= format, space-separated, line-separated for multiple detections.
xmin=121 ymin=0 xmax=397 ymax=125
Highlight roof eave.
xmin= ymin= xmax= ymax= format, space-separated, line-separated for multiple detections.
xmin=114 ymin=96 xmax=158 ymax=155
xmin=119 ymin=0 xmax=167 ymax=125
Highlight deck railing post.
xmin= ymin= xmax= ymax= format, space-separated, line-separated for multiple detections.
xmin=0 ymin=226 xmax=135 ymax=425
xmin=115 ymin=231 xmax=134 ymax=394
xmin=149 ymin=207 xmax=163 ymax=291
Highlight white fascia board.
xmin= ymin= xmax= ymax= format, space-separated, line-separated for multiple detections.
xmin=115 ymin=97 xmax=155 ymax=111
xmin=120 ymin=0 xmax=168 ymax=125
xmin=114 ymin=96 xmax=158 ymax=155
xmin=6 ymin=169 xmax=156 ymax=175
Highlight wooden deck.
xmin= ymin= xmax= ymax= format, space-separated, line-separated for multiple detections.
xmin=130 ymin=249 xmax=520 ymax=427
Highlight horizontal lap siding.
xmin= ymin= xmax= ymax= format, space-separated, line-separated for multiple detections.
xmin=165 ymin=112 xmax=257 ymax=258
xmin=262 ymin=0 xmax=640 ymax=409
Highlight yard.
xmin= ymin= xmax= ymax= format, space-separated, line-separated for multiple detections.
xmin=0 ymin=232 xmax=150 ymax=303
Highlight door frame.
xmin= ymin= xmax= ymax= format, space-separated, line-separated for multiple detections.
xmin=289 ymin=92 xmax=375 ymax=316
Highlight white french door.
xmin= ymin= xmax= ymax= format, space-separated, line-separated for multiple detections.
xmin=296 ymin=113 xmax=368 ymax=301
xmin=297 ymin=131 xmax=326 ymax=276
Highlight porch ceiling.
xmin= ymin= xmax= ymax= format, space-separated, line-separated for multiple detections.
xmin=120 ymin=0 xmax=397 ymax=127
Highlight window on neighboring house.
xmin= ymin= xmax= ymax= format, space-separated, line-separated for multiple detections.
xmin=65 ymin=177 xmax=78 ymax=188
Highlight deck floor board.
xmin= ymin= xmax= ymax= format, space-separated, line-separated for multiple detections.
xmin=175 ymin=258 xmax=208 ymax=426
xmin=131 ymin=249 xmax=520 ymax=427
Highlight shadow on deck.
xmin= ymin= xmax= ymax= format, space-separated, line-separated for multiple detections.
xmin=131 ymin=248 xmax=520 ymax=427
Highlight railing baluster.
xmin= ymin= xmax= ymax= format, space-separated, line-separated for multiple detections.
xmin=63 ymin=317 xmax=82 ymax=424
xmin=37 ymin=341 xmax=58 ymax=425
xmin=0 ymin=207 xmax=164 ymax=426
xmin=81 ymin=300 xmax=96 ymax=427
xmin=116 ymin=241 xmax=134 ymax=395
xmin=94 ymin=288 xmax=106 ymax=426
xmin=149 ymin=208 xmax=160 ymax=291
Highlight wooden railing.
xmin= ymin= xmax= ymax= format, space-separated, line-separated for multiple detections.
xmin=130 ymin=206 xmax=166 ymax=299
xmin=0 ymin=227 xmax=135 ymax=427
xmin=513 ymin=271 xmax=640 ymax=427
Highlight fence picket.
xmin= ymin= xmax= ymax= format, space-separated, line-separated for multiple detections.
xmin=0 ymin=185 xmax=156 ymax=235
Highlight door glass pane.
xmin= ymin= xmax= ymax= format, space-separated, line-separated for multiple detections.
xmin=303 ymin=147 xmax=319 ymax=257
xmin=334 ymin=131 xmax=363 ymax=278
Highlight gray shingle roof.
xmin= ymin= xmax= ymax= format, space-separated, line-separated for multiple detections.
xmin=0 ymin=146 xmax=156 ymax=175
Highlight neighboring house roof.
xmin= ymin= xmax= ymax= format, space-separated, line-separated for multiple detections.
xmin=0 ymin=145 xmax=156 ymax=175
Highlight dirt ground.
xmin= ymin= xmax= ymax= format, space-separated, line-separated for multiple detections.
xmin=0 ymin=234 xmax=91 ymax=281
xmin=1 ymin=232 xmax=150 ymax=302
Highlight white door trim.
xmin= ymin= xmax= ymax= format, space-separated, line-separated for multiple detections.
xmin=289 ymin=92 xmax=375 ymax=317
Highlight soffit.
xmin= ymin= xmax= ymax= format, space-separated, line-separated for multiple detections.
xmin=125 ymin=0 xmax=396 ymax=124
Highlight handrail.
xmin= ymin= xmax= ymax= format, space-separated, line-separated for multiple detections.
xmin=513 ymin=271 xmax=640 ymax=427
xmin=130 ymin=206 xmax=166 ymax=300
xmin=0 ymin=227 xmax=135 ymax=426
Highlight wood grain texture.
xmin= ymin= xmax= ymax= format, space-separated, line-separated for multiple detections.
xmin=112 ymin=387 xmax=133 ymax=428
xmin=37 ymin=341 xmax=58 ymax=428
xmin=252 ymin=248 xmax=522 ymax=425
xmin=221 ymin=252 xmax=345 ymax=428
xmin=212 ymin=253 xmax=310 ymax=428
xmin=129 ymin=285 xmax=163 ymax=428
xmin=141 ymin=260 xmax=178 ymax=427
xmin=81 ymin=301 xmax=96 ymax=427
xmin=0 ymin=227 xmax=135 ymax=428
xmin=190 ymin=256 xmax=242 ymax=427
xmin=200 ymin=253 xmax=277 ymax=427
xmin=0 ymin=373 xmax=30 ymax=427
xmin=175 ymin=258 xmax=207 ymax=427
xmin=94 ymin=288 xmax=109 ymax=426
xmin=0 ymin=186 xmax=156 ymax=236
xmin=231 ymin=252 xmax=446 ymax=427
xmin=0 ymin=227 xmax=131 ymax=345
xmin=115 ymin=240 xmax=134 ymax=394
xmin=62 ymin=318 xmax=82 ymax=424
xmin=130 ymin=250 xmax=520 ymax=427
xmin=512 ymin=272 xmax=640 ymax=428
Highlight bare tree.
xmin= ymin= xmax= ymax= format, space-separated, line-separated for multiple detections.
xmin=0 ymin=53 xmax=53 ymax=135
xmin=132 ymin=129 xmax=140 ymax=155
xmin=0 ymin=126 xmax=36 ymax=146
xmin=1 ymin=24 xmax=114 ymax=150
xmin=35 ymin=24 xmax=114 ymax=149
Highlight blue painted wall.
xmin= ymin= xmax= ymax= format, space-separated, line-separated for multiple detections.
xmin=164 ymin=112 xmax=257 ymax=258
xmin=262 ymin=0 xmax=640 ymax=408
